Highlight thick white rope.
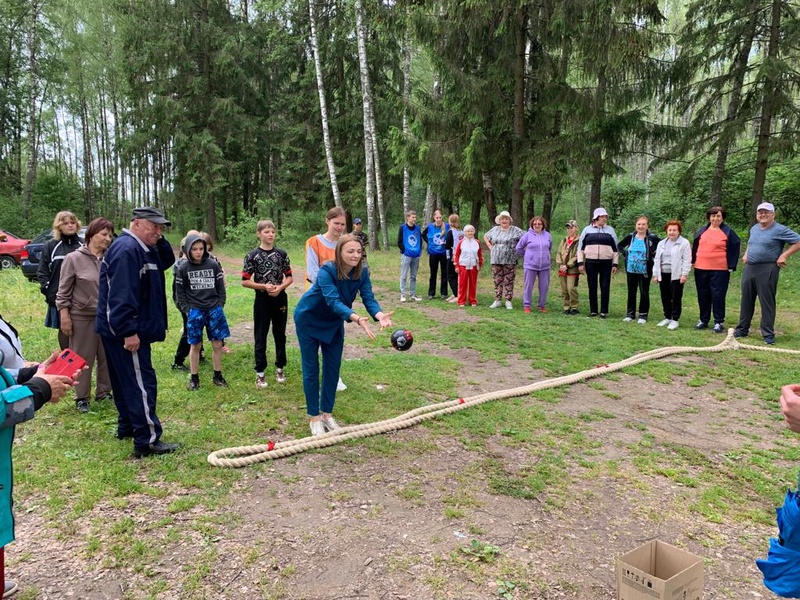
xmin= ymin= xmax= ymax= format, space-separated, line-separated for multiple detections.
xmin=207 ymin=330 xmax=800 ymax=468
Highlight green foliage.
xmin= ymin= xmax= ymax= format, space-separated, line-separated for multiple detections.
xmin=0 ymin=168 xmax=85 ymax=236
xmin=460 ymin=539 xmax=501 ymax=563
xmin=600 ymin=177 xmax=646 ymax=221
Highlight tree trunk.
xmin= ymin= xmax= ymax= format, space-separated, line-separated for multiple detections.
xmin=480 ymin=172 xmax=496 ymax=227
xmin=355 ymin=0 xmax=378 ymax=250
xmin=589 ymin=66 xmax=607 ymax=219
xmin=423 ymin=185 xmax=435 ymax=226
xmin=79 ymin=71 xmax=95 ymax=219
xmin=22 ymin=0 xmax=40 ymax=221
xmin=510 ymin=4 xmax=526 ymax=226
xmin=751 ymin=0 xmax=781 ymax=223
xmin=308 ymin=0 xmax=341 ymax=207
xmin=402 ymin=27 xmax=411 ymax=214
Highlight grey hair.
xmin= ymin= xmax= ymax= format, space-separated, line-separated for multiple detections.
xmin=463 ymin=224 xmax=476 ymax=233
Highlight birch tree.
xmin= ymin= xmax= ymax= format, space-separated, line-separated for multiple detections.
xmin=354 ymin=0 xmax=388 ymax=249
xmin=308 ymin=0 xmax=341 ymax=207
xmin=22 ymin=0 xmax=41 ymax=220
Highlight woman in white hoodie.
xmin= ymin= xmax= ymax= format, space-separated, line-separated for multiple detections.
xmin=652 ymin=220 xmax=692 ymax=330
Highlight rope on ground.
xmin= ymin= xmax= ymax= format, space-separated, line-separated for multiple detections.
xmin=207 ymin=330 xmax=800 ymax=468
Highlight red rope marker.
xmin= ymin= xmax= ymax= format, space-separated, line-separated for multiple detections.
xmin=267 ymin=441 xmax=275 ymax=451
xmin=458 ymin=397 xmax=465 ymax=404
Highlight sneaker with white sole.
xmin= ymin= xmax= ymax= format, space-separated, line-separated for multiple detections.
xmin=321 ymin=416 xmax=341 ymax=432
xmin=637 ymin=318 xmax=647 ymax=324
xmin=667 ymin=320 xmax=680 ymax=330
xmin=412 ymin=296 xmax=423 ymax=302
xmin=276 ymin=368 xmax=286 ymax=384
xmin=656 ymin=319 xmax=671 ymax=327
xmin=489 ymin=300 xmax=502 ymax=309
xmin=255 ymin=374 xmax=268 ymax=389
xmin=622 ymin=316 xmax=634 ymax=322
xmin=310 ymin=420 xmax=326 ymax=436
xmin=400 ymin=295 xmax=407 ymax=302
xmin=337 ymin=377 xmax=347 ymax=391
xmin=505 ymin=300 xmax=513 ymax=310
xmin=712 ymin=323 xmax=724 ymax=333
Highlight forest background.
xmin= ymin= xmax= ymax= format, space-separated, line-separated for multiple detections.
xmin=1 ymin=0 xmax=800 ymax=244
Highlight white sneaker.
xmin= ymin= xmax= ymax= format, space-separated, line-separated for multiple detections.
xmin=446 ymin=295 xmax=457 ymax=303
xmin=490 ymin=300 xmax=502 ymax=309
xmin=276 ymin=368 xmax=286 ymax=384
xmin=622 ymin=316 xmax=634 ymax=322
xmin=400 ymin=295 xmax=407 ymax=302
xmin=657 ymin=319 xmax=671 ymax=327
xmin=667 ymin=320 xmax=679 ymax=330
xmin=505 ymin=300 xmax=513 ymax=310
xmin=412 ymin=296 xmax=423 ymax=302
xmin=310 ymin=420 xmax=326 ymax=436
xmin=637 ymin=318 xmax=647 ymax=325
xmin=321 ymin=416 xmax=341 ymax=432
xmin=255 ymin=374 xmax=268 ymax=389
xmin=337 ymin=377 xmax=347 ymax=391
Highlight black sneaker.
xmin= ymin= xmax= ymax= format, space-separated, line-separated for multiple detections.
xmin=589 ymin=312 xmax=598 ymax=317
xmin=563 ymin=309 xmax=570 ymax=315
xmin=569 ymin=309 xmax=579 ymax=315
xmin=133 ymin=440 xmax=180 ymax=458
xmin=187 ymin=378 xmax=200 ymax=391
xmin=695 ymin=321 xmax=708 ymax=330
xmin=712 ymin=323 xmax=725 ymax=333
xmin=172 ymin=363 xmax=189 ymax=371
xmin=76 ymin=398 xmax=90 ymax=413
xmin=733 ymin=330 xmax=748 ymax=339
xmin=213 ymin=375 xmax=228 ymax=388
xmin=764 ymin=336 xmax=776 ymax=345
xmin=599 ymin=313 xmax=607 ymax=319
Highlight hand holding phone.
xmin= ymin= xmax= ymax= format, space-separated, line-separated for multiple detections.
xmin=44 ymin=349 xmax=87 ymax=378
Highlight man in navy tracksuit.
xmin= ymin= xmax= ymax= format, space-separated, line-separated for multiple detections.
xmin=96 ymin=207 xmax=179 ymax=458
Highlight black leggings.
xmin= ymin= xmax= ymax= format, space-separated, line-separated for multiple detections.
xmin=428 ymin=254 xmax=448 ymax=297
xmin=584 ymin=260 xmax=613 ymax=314
xmin=659 ymin=278 xmax=685 ymax=320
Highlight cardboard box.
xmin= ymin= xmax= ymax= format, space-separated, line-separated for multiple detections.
xmin=617 ymin=539 xmax=703 ymax=600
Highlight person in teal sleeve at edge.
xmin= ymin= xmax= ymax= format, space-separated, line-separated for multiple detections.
xmin=0 ymin=315 xmax=79 ymax=598
xmin=293 ymin=235 xmax=392 ymax=438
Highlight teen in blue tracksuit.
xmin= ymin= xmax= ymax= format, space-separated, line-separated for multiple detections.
xmin=293 ymin=235 xmax=392 ymax=437
xmin=96 ymin=207 xmax=179 ymax=458
xmin=397 ymin=210 xmax=422 ymax=301
xmin=424 ymin=210 xmax=450 ymax=299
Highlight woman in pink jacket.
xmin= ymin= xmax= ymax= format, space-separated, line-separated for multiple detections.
xmin=516 ymin=216 xmax=552 ymax=313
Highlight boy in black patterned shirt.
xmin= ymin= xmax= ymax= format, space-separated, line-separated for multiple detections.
xmin=241 ymin=220 xmax=293 ymax=389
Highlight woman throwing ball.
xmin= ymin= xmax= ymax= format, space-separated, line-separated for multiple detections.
xmin=294 ymin=235 xmax=392 ymax=436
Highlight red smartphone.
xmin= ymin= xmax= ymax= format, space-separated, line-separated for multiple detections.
xmin=44 ymin=349 xmax=87 ymax=377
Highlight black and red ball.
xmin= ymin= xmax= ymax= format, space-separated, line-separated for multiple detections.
xmin=390 ymin=329 xmax=414 ymax=351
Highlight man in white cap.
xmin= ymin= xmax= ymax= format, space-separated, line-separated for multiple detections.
xmin=734 ymin=202 xmax=800 ymax=344
xmin=97 ymin=207 xmax=180 ymax=456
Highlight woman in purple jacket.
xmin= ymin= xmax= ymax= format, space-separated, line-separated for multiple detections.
xmin=516 ymin=216 xmax=552 ymax=313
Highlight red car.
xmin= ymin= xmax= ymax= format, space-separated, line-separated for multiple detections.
xmin=0 ymin=229 xmax=32 ymax=269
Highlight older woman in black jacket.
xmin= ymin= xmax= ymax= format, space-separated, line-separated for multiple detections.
xmin=37 ymin=211 xmax=83 ymax=349
xmin=691 ymin=206 xmax=741 ymax=333
xmin=617 ymin=216 xmax=660 ymax=324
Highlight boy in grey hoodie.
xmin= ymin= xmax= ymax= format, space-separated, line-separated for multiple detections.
xmin=175 ymin=234 xmax=230 ymax=390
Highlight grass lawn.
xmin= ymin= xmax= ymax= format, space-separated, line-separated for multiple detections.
xmin=1 ymin=239 xmax=799 ymax=599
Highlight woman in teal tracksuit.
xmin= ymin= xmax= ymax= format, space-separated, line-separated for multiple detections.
xmin=293 ymin=235 xmax=392 ymax=437
xmin=0 ymin=316 xmax=77 ymax=598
